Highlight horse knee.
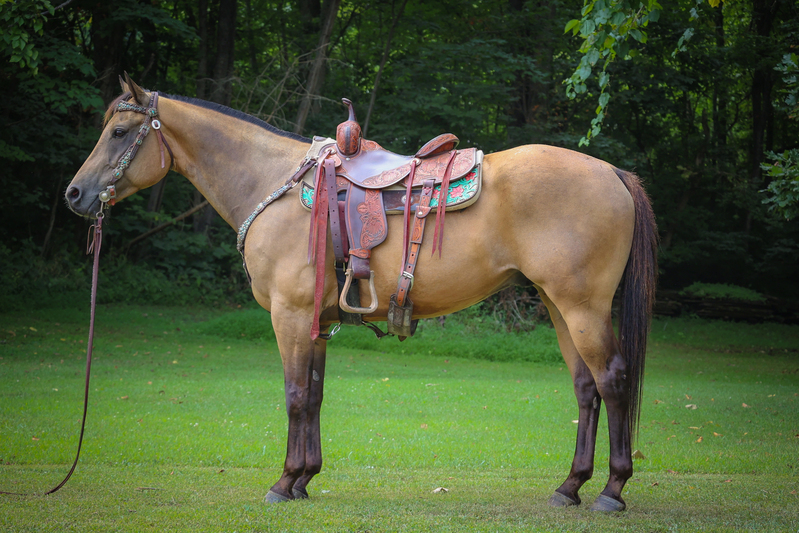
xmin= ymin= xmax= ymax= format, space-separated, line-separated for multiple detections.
xmin=285 ymin=383 xmax=310 ymax=417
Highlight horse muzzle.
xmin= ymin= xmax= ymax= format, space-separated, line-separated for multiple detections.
xmin=65 ymin=182 xmax=105 ymax=218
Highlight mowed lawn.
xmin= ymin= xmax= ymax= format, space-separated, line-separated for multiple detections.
xmin=1 ymin=303 xmax=797 ymax=532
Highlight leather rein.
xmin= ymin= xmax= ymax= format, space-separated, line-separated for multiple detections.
xmin=0 ymin=93 xmax=170 ymax=497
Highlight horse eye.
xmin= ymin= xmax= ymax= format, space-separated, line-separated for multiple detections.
xmin=113 ymin=128 xmax=126 ymax=138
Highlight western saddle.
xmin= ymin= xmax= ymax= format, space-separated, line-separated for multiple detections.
xmin=305 ymin=99 xmax=483 ymax=340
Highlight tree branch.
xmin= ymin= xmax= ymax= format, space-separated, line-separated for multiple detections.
xmin=125 ymin=200 xmax=211 ymax=250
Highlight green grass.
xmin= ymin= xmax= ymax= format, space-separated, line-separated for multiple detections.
xmin=1 ymin=304 xmax=798 ymax=532
xmin=679 ymin=282 xmax=768 ymax=302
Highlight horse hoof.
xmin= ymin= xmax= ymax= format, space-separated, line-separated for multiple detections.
xmin=590 ymin=494 xmax=626 ymax=512
xmin=264 ymin=490 xmax=291 ymax=504
xmin=292 ymin=487 xmax=309 ymax=500
xmin=548 ymin=491 xmax=580 ymax=507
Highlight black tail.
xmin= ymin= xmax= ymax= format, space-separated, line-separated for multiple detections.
xmin=614 ymin=168 xmax=658 ymax=442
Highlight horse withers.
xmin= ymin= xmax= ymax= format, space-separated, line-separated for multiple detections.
xmin=66 ymin=74 xmax=657 ymax=512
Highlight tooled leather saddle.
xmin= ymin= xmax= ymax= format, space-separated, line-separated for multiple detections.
xmin=306 ymin=98 xmax=484 ymax=340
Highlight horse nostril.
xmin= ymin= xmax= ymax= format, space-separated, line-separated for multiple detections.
xmin=67 ymin=186 xmax=81 ymax=201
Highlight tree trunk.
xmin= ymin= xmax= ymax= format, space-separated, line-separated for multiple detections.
xmin=712 ymin=4 xmax=727 ymax=166
xmin=196 ymin=0 xmax=211 ymax=99
xmin=195 ymin=0 xmax=237 ymax=233
xmin=245 ymin=0 xmax=257 ymax=73
xmin=209 ymin=0 xmax=238 ymax=106
xmin=40 ymin=177 xmax=63 ymax=257
xmin=90 ymin=1 xmax=128 ymax=106
xmin=294 ymin=0 xmax=341 ymax=135
xmin=363 ymin=0 xmax=409 ymax=137
xmin=298 ymin=0 xmax=322 ymax=41
xmin=750 ymin=0 xmax=777 ymax=184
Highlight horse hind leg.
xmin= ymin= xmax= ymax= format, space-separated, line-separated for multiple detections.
xmin=553 ymin=300 xmax=633 ymax=512
xmin=538 ymin=290 xmax=602 ymax=508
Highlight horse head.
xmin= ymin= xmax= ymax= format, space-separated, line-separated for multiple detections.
xmin=66 ymin=73 xmax=171 ymax=218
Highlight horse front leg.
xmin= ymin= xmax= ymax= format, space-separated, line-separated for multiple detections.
xmin=289 ymin=340 xmax=326 ymax=500
xmin=265 ymin=311 xmax=327 ymax=503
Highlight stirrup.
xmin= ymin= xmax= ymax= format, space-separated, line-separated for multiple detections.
xmin=339 ymin=268 xmax=378 ymax=314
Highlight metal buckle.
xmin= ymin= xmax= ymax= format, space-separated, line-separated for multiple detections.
xmin=151 ymin=119 xmax=161 ymax=130
xmin=399 ymin=271 xmax=414 ymax=289
xmin=98 ymin=185 xmax=116 ymax=205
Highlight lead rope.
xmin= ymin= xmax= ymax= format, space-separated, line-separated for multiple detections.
xmin=1 ymin=211 xmax=104 ymax=496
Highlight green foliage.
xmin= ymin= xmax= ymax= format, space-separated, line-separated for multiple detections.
xmin=1 ymin=0 xmax=798 ymax=307
xmin=563 ymin=0 xmax=663 ymax=145
xmin=0 ymin=0 xmax=53 ymax=74
xmin=761 ymin=149 xmax=799 ymax=220
xmin=760 ymin=54 xmax=799 ymax=220
xmin=774 ymin=52 xmax=799 ymax=118
xmin=0 ymin=238 xmax=251 ymax=310
xmin=678 ymin=282 xmax=767 ymax=302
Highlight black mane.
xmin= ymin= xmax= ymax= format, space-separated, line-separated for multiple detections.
xmin=161 ymin=93 xmax=312 ymax=144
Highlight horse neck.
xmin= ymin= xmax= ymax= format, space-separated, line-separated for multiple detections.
xmin=160 ymin=97 xmax=311 ymax=229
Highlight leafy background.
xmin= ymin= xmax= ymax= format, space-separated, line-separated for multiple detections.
xmin=1 ymin=0 xmax=798 ymax=307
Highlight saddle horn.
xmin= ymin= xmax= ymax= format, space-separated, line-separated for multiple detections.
xmin=336 ymin=98 xmax=361 ymax=156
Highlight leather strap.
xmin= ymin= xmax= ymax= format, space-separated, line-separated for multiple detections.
xmin=310 ymin=163 xmax=330 ymax=340
xmin=395 ymin=179 xmax=435 ymax=307
xmin=151 ymin=92 xmax=173 ymax=170
xmin=310 ymin=160 xmax=332 ymax=340
xmin=325 ymin=159 xmax=345 ymax=262
xmin=401 ymin=160 xmax=419 ymax=267
xmin=0 ymin=215 xmax=103 ymax=496
xmin=431 ymin=150 xmax=457 ymax=257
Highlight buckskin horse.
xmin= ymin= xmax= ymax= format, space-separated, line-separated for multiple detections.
xmin=65 ymin=75 xmax=657 ymax=512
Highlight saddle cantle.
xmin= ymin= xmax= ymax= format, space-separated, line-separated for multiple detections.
xmin=307 ymin=98 xmax=484 ymax=340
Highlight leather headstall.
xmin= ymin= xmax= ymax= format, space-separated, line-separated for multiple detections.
xmin=101 ymin=92 xmax=174 ymax=206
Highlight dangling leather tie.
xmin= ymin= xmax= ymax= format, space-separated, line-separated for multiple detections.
xmin=431 ymin=150 xmax=458 ymax=257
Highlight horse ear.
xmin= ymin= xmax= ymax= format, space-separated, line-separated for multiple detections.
xmin=119 ymin=74 xmax=128 ymax=93
xmin=123 ymin=71 xmax=147 ymax=105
